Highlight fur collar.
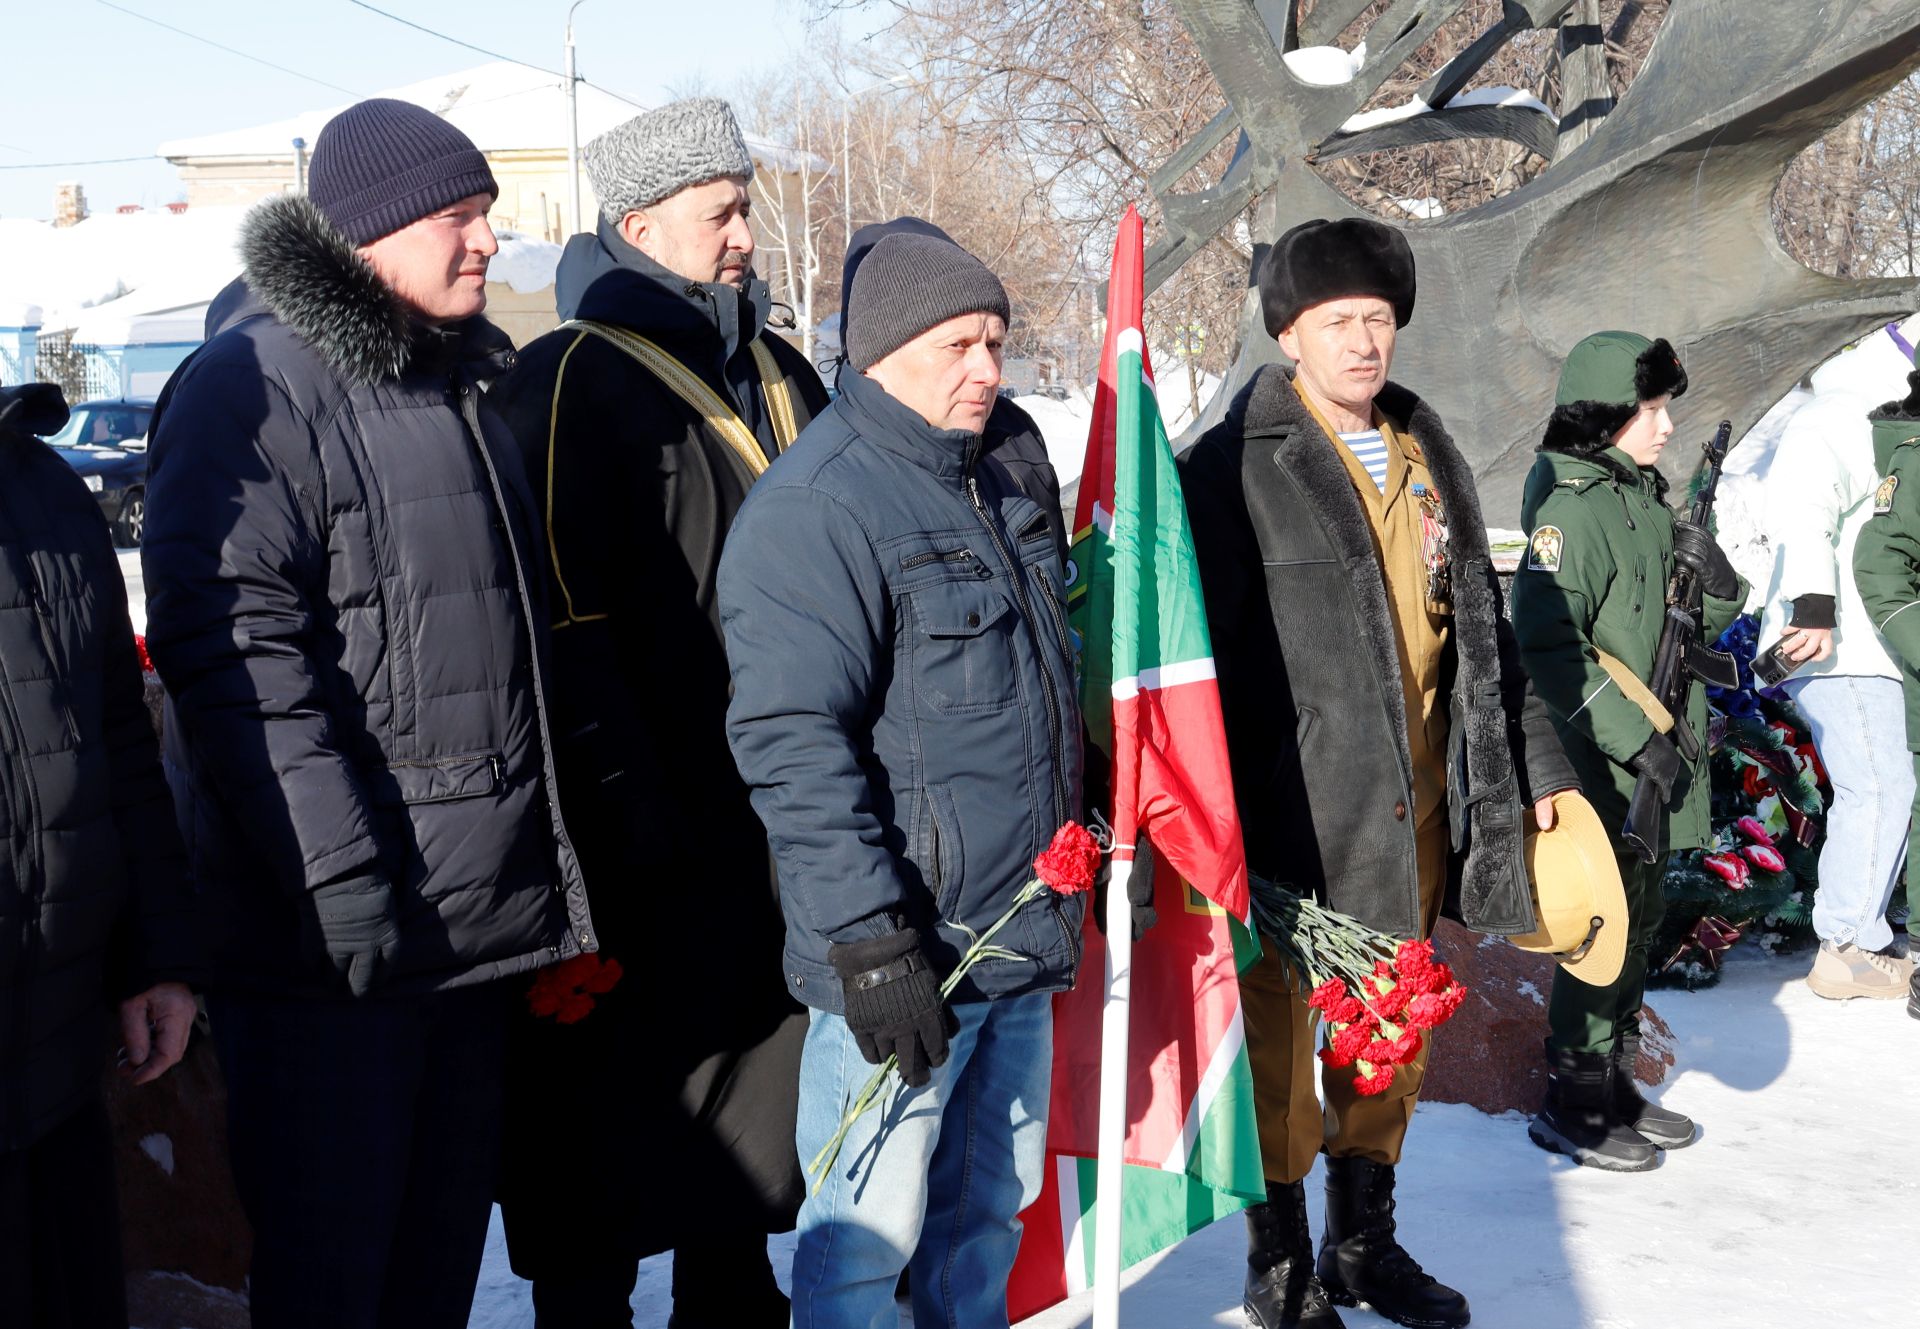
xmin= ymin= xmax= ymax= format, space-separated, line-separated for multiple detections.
xmin=1872 ymin=367 xmax=1920 ymax=422
xmin=1227 ymin=363 xmax=1531 ymax=932
xmin=239 ymin=195 xmax=509 ymax=387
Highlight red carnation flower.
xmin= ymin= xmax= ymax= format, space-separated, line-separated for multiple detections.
xmin=1740 ymin=765 xmax=1772 ymax=800
xmin=1034 ymin=822 xmax=1102 ymax=895
xmin=1327 ymin=995 xmax=1369 ymax=1025
xmin=1353 ymin=1064 xmax=1396 ymax=1096
xmin=1367 ymin=975 xmax=1414 ymax=1019
xmin=1741 ymin=844 xmax=1787 ymax=874
xmin=1734 ymin=816 xmax=1775 ymax=848
xmin=1308 ymin=978 xmax=1348 ymax=1013
xmin=1320 ymin=1021 xmax=1373 ymax=1069
xmin=1406 ymin=985 xmax=1466 ymax=1032
xmin=527 ymin=952 xmax=624 ymax=1024
xmin=133 ymin=634 xmax=155 ymax=675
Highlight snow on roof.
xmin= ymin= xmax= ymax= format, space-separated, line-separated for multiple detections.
xmin=158 ymin=61 xmax=814 ymax=172
xmin=489 ymin=230 xmax=563 ymax=295
xmin=0 ymin=206 xmax=248 ymax=333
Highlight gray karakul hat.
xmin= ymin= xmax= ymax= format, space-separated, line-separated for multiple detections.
xmin=844 ymin=233 xmax=1011 ymax=372
xmin=584 ymin=96 xmax=755 ymax=223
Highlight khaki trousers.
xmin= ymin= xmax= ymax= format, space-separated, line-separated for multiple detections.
xmin=1243 ymin=804 xmax=1450 ymax=1184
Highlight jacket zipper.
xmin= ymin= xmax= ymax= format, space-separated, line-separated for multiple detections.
xmin=963 ymin=463 xmax=1070 ymax=827
xmin=455 ymin=382 xmax=591 ymax=953
xmin=903 ymin=547 xmax=978 ymax=572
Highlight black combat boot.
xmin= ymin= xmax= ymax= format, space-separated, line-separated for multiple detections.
xmin=1243 ymin=1179 xmax=1345 ymax=1329
xmin=1528 ymin=1043 xmax=1659 ymax=1172
xmin=1611 ymin=1030 xmax=1696 ymax=1148
xmin=1315 ymin=1156 xmax=1469 ymax=1329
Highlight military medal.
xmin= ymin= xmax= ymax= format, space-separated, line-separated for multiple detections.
xmin=1414 ymin=483 xmax=1451 ymax=604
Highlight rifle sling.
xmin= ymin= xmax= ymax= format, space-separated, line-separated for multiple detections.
xmin=1595 ymin=649 xmax=1675 ymax=734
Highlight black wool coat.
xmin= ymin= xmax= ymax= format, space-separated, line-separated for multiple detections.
xmin=0 ymin=385 xmax=197 ymax=1153
xmin=143 ymin=196 xmax=594 ymax=998
xmin=489 ymin=231 xmax=830 ymax=1269
xmin=1180 ymin=367 xmax=1577 ymax=937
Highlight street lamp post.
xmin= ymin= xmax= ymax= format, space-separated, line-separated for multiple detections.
xmin=565 ymin=0 xmax=588 ymax=238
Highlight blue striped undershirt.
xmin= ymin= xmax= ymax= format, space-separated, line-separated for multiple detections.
xmin=1338 ymin=428 xmax=1390 ymax=494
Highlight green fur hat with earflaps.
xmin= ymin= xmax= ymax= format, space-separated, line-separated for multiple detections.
xmin=1541 ymin=331 xmax=1689 ymax=457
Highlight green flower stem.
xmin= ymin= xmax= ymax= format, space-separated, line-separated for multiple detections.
xmin=806 ymin=877 xmax=1057 ymax=1193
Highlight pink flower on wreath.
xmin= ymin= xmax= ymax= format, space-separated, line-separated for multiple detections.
xmin=1742 ymin=844 xmax=1787 ymax=874
xmin=1701 ymin=851 xmax=1750 ymax=889
xmin=1734 ymin=816 xmax=1775 ymax=848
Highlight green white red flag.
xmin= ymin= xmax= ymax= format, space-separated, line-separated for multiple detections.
xmin=1007 ymin=204 xmax=1264 ymax=1319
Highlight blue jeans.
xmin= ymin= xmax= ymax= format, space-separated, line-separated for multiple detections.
xmin=790 ymin=992 xmax=1052 ymax=1329
xmin=1784 ymin=673 xmax=1913 ymax=952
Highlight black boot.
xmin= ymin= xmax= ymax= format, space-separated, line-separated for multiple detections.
xmin=1611 ymin=1030 xmax=1696 ymax=1149
xmin=1315 ymin=1157 xmax=1469 ymax=1329
xmin=1243 ymin=1180 xmax=1345 ymax=1329
xmin=1528 ymin=1043 xmax=1659 ymax=1172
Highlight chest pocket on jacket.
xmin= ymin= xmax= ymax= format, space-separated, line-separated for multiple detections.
xmin=912 ymin=581 xmax=1019 ymax=714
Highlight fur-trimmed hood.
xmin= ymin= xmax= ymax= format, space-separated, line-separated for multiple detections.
xmin=229 ymin=194 xmax=511 ymax=386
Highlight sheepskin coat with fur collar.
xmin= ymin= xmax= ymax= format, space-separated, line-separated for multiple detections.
xmin=142 ymin=194 xmax=595 ymax=996
xmin=1181 ymin=365 xmax=1576 ymax=937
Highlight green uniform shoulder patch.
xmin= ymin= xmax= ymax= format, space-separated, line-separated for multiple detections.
xmin=1528 ymin=524 xmax=1564 ymax=572
xmin=1875 ymin=473 xmax=1900 ymax=515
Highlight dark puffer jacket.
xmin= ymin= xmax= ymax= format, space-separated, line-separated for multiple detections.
xmin=142 ymin=196 xmax=593 ymax=997
xmin=721 ymin=369 xmax=1085 ymax=1012
xmin=0 ymin=384 xmax=196 ymax=1152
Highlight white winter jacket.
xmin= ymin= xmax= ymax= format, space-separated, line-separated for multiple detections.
xmin=1756 ymin=325 xmax=1918 ymax=680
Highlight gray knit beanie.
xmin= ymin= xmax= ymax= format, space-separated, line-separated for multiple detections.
xmin=584 ymin=97 xmax=754 ymax=223
xmin=844 ymin=234 xmax=1011 ymax=372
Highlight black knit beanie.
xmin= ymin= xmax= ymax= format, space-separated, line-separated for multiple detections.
xmin=845 ymin=233 xmax=1010 ymax=372
xmin=308 ymin=99 xmax=498 ymax=246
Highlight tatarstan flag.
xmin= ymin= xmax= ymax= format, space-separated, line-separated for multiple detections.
xmin=1008 ymin=204 xmax=1263 ymax=1320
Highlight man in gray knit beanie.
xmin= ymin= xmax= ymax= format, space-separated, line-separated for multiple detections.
xmin=718 ymin=233 xmax=1080 ymax=1329
xmin=581 ymin=95 xmax=756 ymax=285
xmin=846 ymin=231 xmax=1011 ymax=432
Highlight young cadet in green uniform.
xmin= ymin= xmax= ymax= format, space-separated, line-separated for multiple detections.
xmin=1510 ymin=332 xmax=1747 ymax=1170
xmin=1849 ymin=367 xmax=1920 ymax=1021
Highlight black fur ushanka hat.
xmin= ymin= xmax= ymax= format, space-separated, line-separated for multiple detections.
xmin=1258 ymin=218 xmax=1416 ymax=337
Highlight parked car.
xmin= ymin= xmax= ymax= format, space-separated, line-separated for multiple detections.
xmin=39 ymin=397 xmax=153 ymax=547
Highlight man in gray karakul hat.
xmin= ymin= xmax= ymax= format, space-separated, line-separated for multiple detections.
xmin=491 ymin=95 xmax=827 ymax=1329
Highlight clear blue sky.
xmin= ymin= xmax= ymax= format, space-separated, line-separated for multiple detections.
xmin=0 ymin=0 xmax=866 ymax=219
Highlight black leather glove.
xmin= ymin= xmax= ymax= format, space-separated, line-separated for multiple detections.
xmin=829 ymin=929 xmax=954 ymax=1088
xmin=1629 ymin=732 xmax=1683 ymax=805
xmin=1094 ymin=830 xmax=1158 ymax=940
xmin=1671 ymin=520 xmax=1739 ymax=601
xmin=311 ymin=875 xmax=402 ymax=998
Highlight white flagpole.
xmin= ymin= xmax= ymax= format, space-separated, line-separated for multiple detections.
xmin=1091 ymin=851 xmax=1134 ymax=1329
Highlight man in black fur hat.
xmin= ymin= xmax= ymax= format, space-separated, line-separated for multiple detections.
xmin=1181 ymin=218 xmax=1577 ymax=1329
xmin=143 ymin=99 xmax=594 ymax=1327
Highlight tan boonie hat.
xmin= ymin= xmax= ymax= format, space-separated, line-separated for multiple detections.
xmin=1511 ymin=790 xmax=1628 ymax=986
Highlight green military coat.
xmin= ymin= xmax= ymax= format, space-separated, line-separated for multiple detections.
xmin=1510 ymin=446 xmax=1745 ymax=850
xmin=1850 ymin=406 xmax=1920 ymax=747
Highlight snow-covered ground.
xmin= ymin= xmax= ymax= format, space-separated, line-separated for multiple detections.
xmin=465 ymin=944 xmax=1918 ymax=1328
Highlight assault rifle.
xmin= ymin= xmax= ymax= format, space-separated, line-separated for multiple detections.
xmin=1620 ymin=419 xmax=1739 ymax=865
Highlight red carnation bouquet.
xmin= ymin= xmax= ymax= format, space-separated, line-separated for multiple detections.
xmin=526 ymin=952 xmax=624 ymax=1024
xmin=1250 ymin=877 xmax=1469 ymax=1097
xmin=807 ymin=821 xmax=1102 ymax=1191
